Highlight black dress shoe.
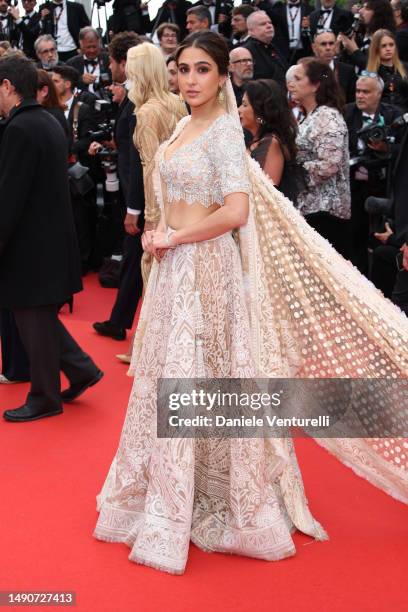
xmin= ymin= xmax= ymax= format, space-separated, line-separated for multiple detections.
xmin=3 ymin=404 xmax=63 ymax=422
xmin=93 ymin=321 xmax=126 ymax=341
xmin=61 ymin=369 xmax=104 ymax=403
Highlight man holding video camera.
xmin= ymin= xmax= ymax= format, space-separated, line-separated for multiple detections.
xmin=92 ymin=32 xmax=145 ymax=345
xmin=346 ymin=72 xmax=400 ymax=274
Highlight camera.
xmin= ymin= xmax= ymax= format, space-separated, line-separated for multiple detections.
xmin=88 ymin=98 xmax=119 ymax=192
xmin=357 ymin=123 xmax=390 ymax=147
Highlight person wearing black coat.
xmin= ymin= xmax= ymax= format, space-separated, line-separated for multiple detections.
xmin=149 ymin=0 xmax=192 ymax=40
xmin=7 ymin=0 xmax=41 ymax=59
xmin=66 ymin=27 xmax=111 ymax=95
xmin=346 ymin=76 xmax=401 ymax=274
xmin=39 ymin=0 xmax=90 ymax=62
xmin=243 ymin=11 xmax=288 ymax=85
xmin=268 ymin=0 xmax=313 ymax=64
xmin=92 ymin=32 xmax=145 ymax=344
xmin=309 ymin=1 xmax=353 ymax=37
xmin=0 ymin=55 xmax=102 ymax=422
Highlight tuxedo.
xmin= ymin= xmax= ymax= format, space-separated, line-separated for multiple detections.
xmin=334 ymin=59 xmax=356 ymax=104
xmin=0 ymin=100 xmax=99 ymax=416
xmin=346 ymin=102 xmax=401 ymax=273
xmin=67 ymin=97 xmax=94 ymax=162
xmin=0 ymin=12 xmax=16 ymax=43
xmin=243 ymin=37 xmax=288 ymax=84
xmin=309 ymin=5 xmax=353 ymax=37
xmin=39 ymin=0 xmax=90 ymax=49
xmin=67 ymin=52 xmax=111 ymax=93
xmin=108 ymin=96 xmax=144 ymax=330
xmin=14 ymin=11 xmax=41 ymax=58
xmin=269 ymin=1 xmax=314 ymax=62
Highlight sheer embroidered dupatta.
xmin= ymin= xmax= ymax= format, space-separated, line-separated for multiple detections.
xmin=221 ymin=79 xmax=408 ymax=504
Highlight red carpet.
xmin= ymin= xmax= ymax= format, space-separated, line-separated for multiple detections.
xmin=0 ymin=274 xmax=407 ymax=612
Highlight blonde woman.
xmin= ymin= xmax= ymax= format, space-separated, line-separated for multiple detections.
xmin=367 ymin=29 xmax=407 ymax=105
xmin=114 ymin=42 xmax=187 ymax=364
xmin=126 ymin=42 xmax=187 ymax=286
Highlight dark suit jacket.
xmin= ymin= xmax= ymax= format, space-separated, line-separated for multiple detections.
xmin=309 ymin=5 xmax=353 ymax=36
xmin=396 ymin=24 xmax=408 ymax=62
xmin=243 ymin=37 xmax=288 ymax=84
xmin=268 ymin=1 xmax=313 ymax=61
xmin=0 ymin=100 xmax=82 ymax=308
xmin=66 ymin=52 xmax=111 ymax=92
xmin=334 ymin=60 xmax=357 ymax=104
xmin=150 ymin=0 xmax=192 ymax=39
xmin=39 ymin=1 xmax=90 ymax=48
xmin=114 ymin=96 xmax=145 ymax=219
xmin=15 ymin=12 xmax=41 ymax=58
xmin=346 ymin=102 xmax=401 ymax=158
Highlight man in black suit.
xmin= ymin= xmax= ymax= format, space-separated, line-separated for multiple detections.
xmin=312 ymin=29 xmax=356 ymax=103
xmin=39 ymin=0 xmax=90 ymax=62
xmin=269 ymin=0 xmax=313 ymax=63
xmin=244 ymin=10 xmax=287 ymax=85
xmin=309 ymin=0 xmax=353 ymax=37
xmin=92 ymin=32 xmax=144 ymax=344
xmin=67 ymin=26 xmax=110 ymax=95
xmin=34 ymin=33 xmax=61 ymax=69
xmin=0 ymin=0 xmax=16 ymax=45
xmin=0 ymin=54 xmax=102 ymax=422
xmin=7 ymin=0 xmax=41 ymax=59
xmin=52 ymin=64 xmax=97 ymax=273
xmin=149 ymin=0 xmax=192 ymax=40
xmin=346 ymin=73 xmax=400 ymax=274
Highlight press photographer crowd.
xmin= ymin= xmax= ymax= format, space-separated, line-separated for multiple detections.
xmin=1 ymin=0 xmax=408 ymax=397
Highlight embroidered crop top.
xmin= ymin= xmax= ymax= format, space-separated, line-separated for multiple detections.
xmin=157 ymin=113 xmax=251 ymax=208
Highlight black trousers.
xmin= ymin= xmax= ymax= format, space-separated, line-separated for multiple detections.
xmin=109 ymin=233 xmax=143 ymax=330
xmin=0 ymin=309 xmax=30 ymax=382
xmin=12 ymin=304 xmax=99 ymax=411
xmin=71 ymin=193 xmax=98 ymax=271
xmin=304 ymin=212 xmax=350 ymax=259
xmin=371 ymin=244 xmax=399 ymax=298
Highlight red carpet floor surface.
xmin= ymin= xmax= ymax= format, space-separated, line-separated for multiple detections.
xmin=0 ymin=274 xmax=407 ymax=612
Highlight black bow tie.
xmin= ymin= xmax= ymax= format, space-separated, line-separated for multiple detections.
xmin=320 ymin=9 xmax=332 ymax=14
xmin=362 ymin=113 xmax=374 ymax=121
xmin=85 ymin=59 xmax=98 ymax=66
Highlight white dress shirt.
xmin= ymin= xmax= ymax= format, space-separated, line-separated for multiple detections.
xmin=54 ymin=0 xmax=76 ymax=52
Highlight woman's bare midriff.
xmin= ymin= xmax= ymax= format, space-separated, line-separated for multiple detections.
xmin=164 ymin=200 xmax=221 ymax=230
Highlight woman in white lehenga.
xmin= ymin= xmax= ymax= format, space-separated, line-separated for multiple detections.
xmin=94 ymin=32 xmax=408 ymax=575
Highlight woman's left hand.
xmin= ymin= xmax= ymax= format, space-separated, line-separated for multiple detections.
xmin=152 ymin=231 xmax=175 ymax=250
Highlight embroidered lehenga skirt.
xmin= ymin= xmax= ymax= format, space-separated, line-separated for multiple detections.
xmin=94 ymin=232 xmax=326 ymax=574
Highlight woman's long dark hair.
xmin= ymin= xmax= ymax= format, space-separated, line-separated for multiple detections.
xmin=365 ymin=0 xmax=396 ymax=34
xmin=175 ymin=31 xmax=230 ymax=75
xmin=245 ymin=79 xmax=297 ymax=161
xmin=298 ymin=57 xmax=345 ymax=115
xmin=37 ymin=69 xmax=64 ymax=110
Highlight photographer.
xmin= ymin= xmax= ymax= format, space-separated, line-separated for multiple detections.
xmin=149 ymin=0 xmax=192 ymax=40
xmin=0 ymin=0 xmax=16 ymax=45
xmin=346 ymin=72 xmax=400 ymax=273
xmin=39 ymin=0 xmax=90 ymax=62
xmin=67 ymin=27 xmax=111 ymax=95
xmin=338 ymin=0 xmax=396 ymax=71
xmin=52 ymin=64 xmax=97 ymax=274
xmin=370 ymin=123 xmax=408 ymax=309
xmin=107 ymin=0 xmax=147 ymax=36
xmin=7 ymin=0 xmax=41 ymax=59
xmin=92 ymin=32 xmax=145 ymax=345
